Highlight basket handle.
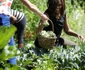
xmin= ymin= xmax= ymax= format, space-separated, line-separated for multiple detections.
xmin=48 ymin=19 xmax=54 ymax=32
xmin=36 ymin=19 xmax=54 ymax=35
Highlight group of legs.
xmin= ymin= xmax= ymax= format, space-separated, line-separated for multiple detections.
xmin=0 ymin=9 xmax=26 ymax=64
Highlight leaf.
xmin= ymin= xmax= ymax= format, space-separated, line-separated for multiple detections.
xmin=0 ymin=68 xmax=3 ymax=70
xmin=0 ymin=25 xmax=16 ymax=49
xmin=5 ymin=65 xmax=20 ymax=70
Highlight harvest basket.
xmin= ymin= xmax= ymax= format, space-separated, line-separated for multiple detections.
xmin=37 ymin=20 xmax=57 ymax=49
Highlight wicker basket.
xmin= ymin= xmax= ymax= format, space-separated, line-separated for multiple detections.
xmin=37 ymin=20 xmax=57 ymax=49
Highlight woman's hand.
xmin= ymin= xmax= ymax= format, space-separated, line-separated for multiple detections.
xmin=40 ymin=14 xmax=49 ymax=22
xmin=77 ymin=34 xmax=85 ymax=42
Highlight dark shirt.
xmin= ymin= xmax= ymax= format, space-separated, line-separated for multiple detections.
xmin=44 ymin=12 xmax=66 ymax=37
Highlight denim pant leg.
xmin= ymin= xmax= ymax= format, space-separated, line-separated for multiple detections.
xmin=8 ymin=37 xmax=16 ymax=64
xmin=0 ymin=14 xmax=16 ymax=64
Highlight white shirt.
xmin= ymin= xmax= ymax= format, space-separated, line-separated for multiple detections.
xmin=0 ymin=0 xmax=13 ymax=15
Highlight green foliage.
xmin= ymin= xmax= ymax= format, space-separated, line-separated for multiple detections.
xmin=8 ymin=43 xmax=85 ymax=70
xmin=0 ymin=45 xmax=17 ymax=60
xmin=0 ymin=25 xmax=16 ymax=49
xmin=0 ymin=0 xmax=85 ymax=70
xmin=70 ymin=0 xmax=85 ymax=12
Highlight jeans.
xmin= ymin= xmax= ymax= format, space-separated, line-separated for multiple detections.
xmin=0 ymin=14 xmax=16 ymax=64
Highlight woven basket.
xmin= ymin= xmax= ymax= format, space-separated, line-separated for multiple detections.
xmin=37 ymin=19 xmax=57 ymax=49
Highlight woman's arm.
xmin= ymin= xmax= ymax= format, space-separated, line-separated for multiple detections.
xmin=64 ymin=16 xmax=84 ymax=41
xmin=21 ymin=0 xmax=48 ymax=21
xmin=36 ymin=13 xmax=49 ymax=34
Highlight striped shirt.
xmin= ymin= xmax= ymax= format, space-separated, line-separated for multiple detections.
xmin=10 ymin=9 xmax=24 ymax=23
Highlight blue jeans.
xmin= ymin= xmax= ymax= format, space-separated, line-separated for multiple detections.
xmin=0 ymin=14 xmax=16 ymax=64
xmin=8 ymin=37 xmax=16 ymax=65
xmin=0 ymin=14 xmax=10 ymax=26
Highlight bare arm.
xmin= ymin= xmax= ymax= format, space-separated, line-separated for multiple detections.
xmin=64 ymin=16 xmax=84 ymax=41
xmin=36 ymin=13 xmax=49 ymax=34
xmin=21 ymin=0 xmax=48 ymax=21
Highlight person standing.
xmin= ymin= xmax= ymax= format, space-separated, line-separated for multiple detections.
xmin=10 ymin=9 xmax=26 ymax=49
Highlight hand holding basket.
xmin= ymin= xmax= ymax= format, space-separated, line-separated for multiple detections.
xmin=37 ymin=19 xmax=57 ymax=49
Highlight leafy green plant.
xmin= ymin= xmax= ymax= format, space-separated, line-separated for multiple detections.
xmin=0 ymin=25 xmax=16 ymax=49
xmin=0 ymin=0 xmax=85 ymax=70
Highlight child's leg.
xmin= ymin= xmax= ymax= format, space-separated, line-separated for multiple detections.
xmin=13 ymin=16 xmax=26 ymax=49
